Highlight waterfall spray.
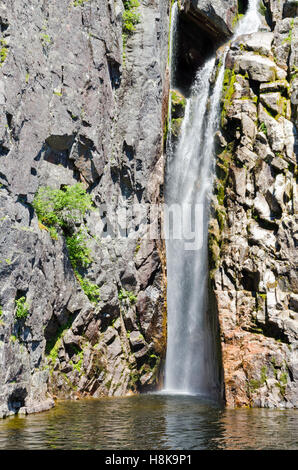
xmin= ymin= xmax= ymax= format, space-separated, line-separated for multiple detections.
xmin=164 ymin=0 xmax=262 ymax=397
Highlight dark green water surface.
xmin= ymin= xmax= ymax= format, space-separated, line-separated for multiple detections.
xmin=0 ymin=394 xmax=297 ymax=450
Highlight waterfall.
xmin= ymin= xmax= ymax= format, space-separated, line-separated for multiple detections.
xmin=167 ymin=2 xmax=179 ymax=159
xmin=164 ymin=0 xmax=261 ymax=397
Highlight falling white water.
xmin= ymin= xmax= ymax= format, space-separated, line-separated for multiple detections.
xmin=164 ymin=0 xmax=261 ymax=397
xmin=168 ymin=2 xmax=178 ymax=89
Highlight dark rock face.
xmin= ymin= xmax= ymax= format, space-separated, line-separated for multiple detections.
xmin=175 ymin=0 xmax=239 ymax=93
xmin=0 ymin=0 xmax=169 ymax=418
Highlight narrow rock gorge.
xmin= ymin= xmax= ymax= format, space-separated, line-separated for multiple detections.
xmin=0 ymin=0 xmax=297 ymax=419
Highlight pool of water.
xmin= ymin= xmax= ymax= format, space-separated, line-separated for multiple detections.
xmin=0 ymin=394 xmax=297 ymax=450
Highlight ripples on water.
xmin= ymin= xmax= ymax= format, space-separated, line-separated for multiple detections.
xmin=0 ymin=394 xmax=297 ymax=450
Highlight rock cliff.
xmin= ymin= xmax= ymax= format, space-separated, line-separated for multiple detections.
xmin=210 ymin=0 xmax=298 ymax=408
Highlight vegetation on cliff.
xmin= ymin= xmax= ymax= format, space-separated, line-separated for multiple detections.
xmin=122 ymin=0 xmax=140 ymax=60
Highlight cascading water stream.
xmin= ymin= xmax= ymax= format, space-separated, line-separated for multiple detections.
xmin=164 ymin=0 xmax=262 ymax=397
xmin=168 ymin=2 xmax=178 ymax=89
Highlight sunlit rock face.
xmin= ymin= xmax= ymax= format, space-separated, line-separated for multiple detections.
xmin=0 ymin=0 xmax=169 ymax=418
xmin=209 ymin=0 xmax=298 ymax=408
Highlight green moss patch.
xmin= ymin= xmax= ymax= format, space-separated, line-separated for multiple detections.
xmin=171 ymin=118 xmax=183 ymax=139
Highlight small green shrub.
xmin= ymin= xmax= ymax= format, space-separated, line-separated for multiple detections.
xmin=217 ymin=183 xmax=225 ymax=206
xmin=33 ymin=187 xmax=60 ymax=227
xmin=48 ymin=226 xmax=59 ymax=240
xmin=248 ymin=366 xmax=268 ymax=393
xmin=129 ymin=369 xmax=139 ymax=386
xmin=65 ymin=229 xmax=100 ymax=304
xmin=258 ymin=0 xmax=267 ymax=16
xmin=260 ymin=366 xmax=267 ymax=384
xmin=0 ymin=306 xmax=2 ymax=316
xmin=232 ymin=12 xmax=244 ymax=29
xmin=280 ymin=372 xmax=288 ymax=385
xmin=118 ymin=288 xmax=137 ymax=305
xmin=15 ymin=296 xmax=30 ymax=320
xmin=47 ymin=338 xmax=61 ymax=363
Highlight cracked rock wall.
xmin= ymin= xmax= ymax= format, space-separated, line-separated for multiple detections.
xmin=0 ymin=0 xmax=169 ymax=418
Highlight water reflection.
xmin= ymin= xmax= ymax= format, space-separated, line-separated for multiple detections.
xmin=211 ymin=408 xmax=298 ymax=450
xmin=0 ymin=394 xmax=297 ymax=450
